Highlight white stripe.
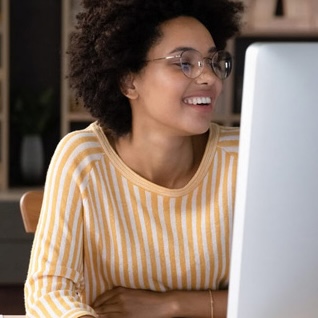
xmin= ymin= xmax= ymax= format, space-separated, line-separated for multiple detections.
xmin=66 ymin=197 xmax=82 ymax=272
xmin=210 ymin=153 xmax=219 ymax=288
xmin=94 ymin=160 xmax=112 ymax=291
xmin=110 ymin=164 xmax=134 ymax=287
xmin=104 ymin=162 xmax=121 ymax=287
xmin=145 ymin=191 xmax=164 ymax=290
xmin=227 ymin=156 xmax=235 ymax=275
xmin=133 ymin=186 xmax=156 ymax=290
xmin=191 ymin=188 xmax=201 ymax=289
xmin=90 ymin=162 xmax=109 ymax=294
xmin=218 ymin=151 xmax=227 ymax=281
xmin=85 ymin=172 xmax=103 ymax=295
xmin=201 ymin=175 xmax=210 ymax=288
xmin=181 ymin=195 xmax=191 ymax=288
xmin=219 ymin=134 xmax=238 ymax=142
xmin=224 ymin=146 xmax=239 ymax=153
xmin=158 ymin=196 xmax=172 ymax=287
xmin=42 ymin=296 xmax=61 ymax=316
xmin=169 ymin=198 xmax=182 ymax=288
xmin=122 ymin=178 xmax=144 ymax=288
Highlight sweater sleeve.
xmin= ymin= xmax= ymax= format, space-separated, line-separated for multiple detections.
xmin=24 ymin=132 xmax=98 ymax=318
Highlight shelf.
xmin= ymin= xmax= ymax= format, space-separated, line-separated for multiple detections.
xmin=241 ymin=29 xmax=318 ymax=38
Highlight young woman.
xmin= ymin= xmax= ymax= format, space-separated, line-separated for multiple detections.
xmin=25 ymin=0 xmax=244 ymax=317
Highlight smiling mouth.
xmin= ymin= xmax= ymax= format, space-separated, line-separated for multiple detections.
xmin=184 ymin=97 xmax=212 ymax=105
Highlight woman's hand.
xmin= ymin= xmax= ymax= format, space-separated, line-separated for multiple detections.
xmin=93 ymin=286 xmax=177 ymax=318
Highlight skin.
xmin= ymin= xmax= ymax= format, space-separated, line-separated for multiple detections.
xmin=80 ymin=16 xmax=228 ymax=318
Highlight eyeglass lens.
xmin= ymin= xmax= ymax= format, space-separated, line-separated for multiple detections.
xmin=180 ymin=50 xmax=232 ymax=80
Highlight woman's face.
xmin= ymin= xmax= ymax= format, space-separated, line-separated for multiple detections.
xmin=128 ymin=16 xmax=223 ymax=137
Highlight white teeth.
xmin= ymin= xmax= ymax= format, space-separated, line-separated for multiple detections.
xmin=184 ymin=97 xmax=212 ymax=105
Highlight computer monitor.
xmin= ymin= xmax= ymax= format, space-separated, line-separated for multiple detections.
xmin=227 ymin=42 xmax=318 ymax=318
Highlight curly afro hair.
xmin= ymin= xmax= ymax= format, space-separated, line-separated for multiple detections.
xmin=68 ymin=0 xmax=244 ymax=137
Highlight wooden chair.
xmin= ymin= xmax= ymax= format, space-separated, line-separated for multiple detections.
xmin=20 ymin=190 xmax=44 ymax=233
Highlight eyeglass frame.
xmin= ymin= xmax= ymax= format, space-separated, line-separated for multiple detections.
xmin=146 ymin=48 xmax=233 ymax=80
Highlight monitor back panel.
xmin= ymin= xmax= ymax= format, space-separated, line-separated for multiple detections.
xmin=228 ymin=42 xmax=318 ymax=318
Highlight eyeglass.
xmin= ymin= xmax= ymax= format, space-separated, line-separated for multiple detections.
xmin=147 ymin=49 xmax=232 ymax=80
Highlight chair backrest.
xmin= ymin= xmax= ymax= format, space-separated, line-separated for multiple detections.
xmin=20 ymin=190 xmax=43 ymax=233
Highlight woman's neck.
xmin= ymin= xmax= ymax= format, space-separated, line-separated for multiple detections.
xmin=110 ymin=130 xmax=209 ymax=189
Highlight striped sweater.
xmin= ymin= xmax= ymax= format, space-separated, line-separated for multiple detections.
xmin=25 ymin=122 xmax=239 ymax=318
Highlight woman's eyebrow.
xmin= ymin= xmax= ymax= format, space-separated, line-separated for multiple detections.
xmin=208 ymin=46 xmax=218 ymax=53
xmin=168 ymin=46 xmax=195 ymax=54
xmin=168 ymin=46 xmax=218 ymax=55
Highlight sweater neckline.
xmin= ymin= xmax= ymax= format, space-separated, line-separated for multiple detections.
xmin=91 ymin=122 xmax=219 ymax=196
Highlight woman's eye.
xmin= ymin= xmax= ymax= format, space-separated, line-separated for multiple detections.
xmin=172 ymin=61 xmax=191 ymax=71
xmin=181 ymin=59 xmax=194 ymax=68
xmin=181 ymin=63 xmax=192 ymax=73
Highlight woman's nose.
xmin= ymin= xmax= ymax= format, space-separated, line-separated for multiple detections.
xmin=195 ymin=61 xmax=219 ymax=85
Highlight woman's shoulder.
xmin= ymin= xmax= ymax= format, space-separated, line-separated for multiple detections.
xmin=211 ymin=123 xmax=239 ymax=139
xmin=57 ymin=122 xmax=100 ymax=146
xmin=210 ymin=123 xmax=240 ymax=153
xmin=52 ymin=122 xmax=105 ymax=161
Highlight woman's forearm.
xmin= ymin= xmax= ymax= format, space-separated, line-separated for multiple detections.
xmin=167 ymin=289 xmax=228 ymax=318
xmin=92 ymin=286 xmax=228 ymax=318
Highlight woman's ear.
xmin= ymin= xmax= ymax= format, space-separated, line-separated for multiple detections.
xmin=120 ymin=73 xmax=138 ymax=100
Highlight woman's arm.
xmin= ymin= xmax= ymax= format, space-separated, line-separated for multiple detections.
xmin=171 ymin=289 xmax=227 ymax=318
xmin=24 ymin=134 xmax=98 ymax=318
xmin=93 ymin=287 xmax=228 ymax=318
